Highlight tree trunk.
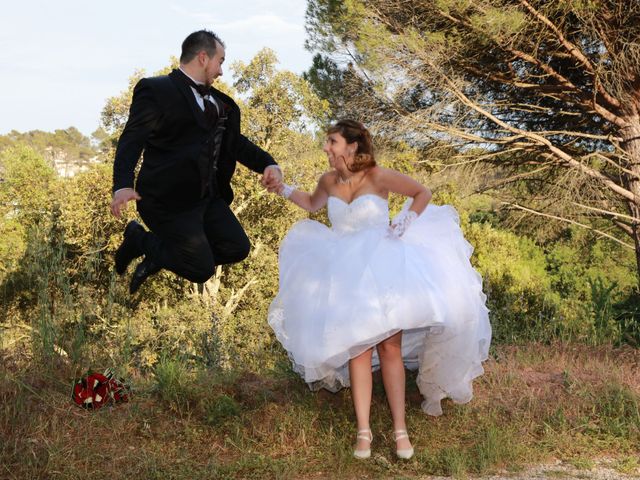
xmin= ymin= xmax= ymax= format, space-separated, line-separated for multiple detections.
xmin=631 ymin=217 xmax=640 ymax=293
xmin=620 ymin=112 xmax=640 ymax=292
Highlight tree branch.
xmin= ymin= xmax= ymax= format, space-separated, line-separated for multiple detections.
xmin=613 ymin=219 xmax=634 ymax=236
xmin=415 ymin=56 xmax=637 ymax=202
xmin=432 ymin=6 xmax=628 ymax=128
xmin=570 ymin=201 xmax=638 ymax=223
xmin=504 ymin=202 xmax=634 ymax=249
xmin=222 ymin=277 xmax=258 ymax=319
xmin=518 ymin=0 xmax=622 ymax=110
xmin=579 ymin=152 xmax=640 ymax=179
xmin=474 ymin=164 xmax=553 ymax=193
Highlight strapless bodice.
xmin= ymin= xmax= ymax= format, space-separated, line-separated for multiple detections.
xmin=327 ymin=194 xmax=389 ymax=233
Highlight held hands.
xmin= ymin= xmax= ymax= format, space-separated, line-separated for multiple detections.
xmin=261 ymin=165 xmax=283 ymax=193
xmin=388 ymin=210 xmax=418 ymax=238
xmin=277 ymin=184 xmax=295 ymax=198
xmin=110 ymin=188 xmax=141 ymax=219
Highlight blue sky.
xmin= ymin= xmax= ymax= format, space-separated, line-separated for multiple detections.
xmin=0 ymin=0 xmax=313 ymax=136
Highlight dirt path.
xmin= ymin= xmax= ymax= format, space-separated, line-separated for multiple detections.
xmin=427 ymin=459 xmax=640 ymax=480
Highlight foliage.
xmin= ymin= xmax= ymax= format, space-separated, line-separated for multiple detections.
xmin=0 ymin=146 xmax=56 ymax=285
xmin=0 ymin=127 xmax=97 ymax=163
xmin=0 ymin=50 xmax=637 ymax=426
xmin=1 ymin=52 xmax=334 ymax=375
xmin=232 ymin=47 xmax=331 ymax=158
xmin=0 ymin=145 xmax=56 ymax=225
xmin=304 ymin=0 xmax=640 ymax=287
xmin=2 ymin=20 xmax=640 ymax=480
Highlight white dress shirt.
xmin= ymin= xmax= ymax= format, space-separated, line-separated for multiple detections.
xmin=179 ymin=66 xmax=220 ymax=115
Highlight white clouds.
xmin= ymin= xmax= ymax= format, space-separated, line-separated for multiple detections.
xmin=217 ymin=14 xmax=303 ymax=34
xmin=0 ymin=1 xmax=313 ymax=135
xmin=217 ymin=13 xmax=308 ymax=70
xmin=169 ymin=4 xmax=218 ymax=24
xmin=167 ymin=4 xmax=307 ymax=58
xmin=166 ymin=3 xmax=312 ymax=76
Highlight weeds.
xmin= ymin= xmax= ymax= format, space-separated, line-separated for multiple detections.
xmin=202 ymin=394 xmax=241 ymax=426
xmin=1 ymin=343 xmax=639 ymax=479
xmin=153 ymin=354 xmax=194 ymax=413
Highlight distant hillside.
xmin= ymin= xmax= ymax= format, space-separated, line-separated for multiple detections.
xmin=0 ymin=127 xmax=104 ymax=177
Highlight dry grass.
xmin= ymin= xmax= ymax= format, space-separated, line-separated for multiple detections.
xmin=1 ymin=343 xmax=638 ymax=479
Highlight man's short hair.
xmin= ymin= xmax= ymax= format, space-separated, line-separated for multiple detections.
xmin=180 ymin=30 xmax=225 ymax=63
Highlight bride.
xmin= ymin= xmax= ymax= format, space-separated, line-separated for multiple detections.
xmin=268 ymin=119 xmax=491 ymax=460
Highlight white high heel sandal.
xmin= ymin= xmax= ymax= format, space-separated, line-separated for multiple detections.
xmin=394 ymin=429 xmax=414 ymax=459
xmin=353 ymin=429 xmax=373 ymax=459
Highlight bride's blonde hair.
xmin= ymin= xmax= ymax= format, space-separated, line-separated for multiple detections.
xmin=327 ymin=120 xmax=376 ymax=173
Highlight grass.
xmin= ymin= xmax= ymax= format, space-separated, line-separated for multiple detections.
xmin=1 ymin=342 xmax=639 ymax=479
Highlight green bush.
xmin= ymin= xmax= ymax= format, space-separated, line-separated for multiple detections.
xmin=202 ymin=394 xmax=241 ymax=426
xmin=153 ymin=355 xmax=194 ymax=412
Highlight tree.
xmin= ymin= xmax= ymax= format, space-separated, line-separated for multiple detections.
xmin=303 ymin=53 xmax=347 ymax=117
xmin=232 ymin=47 xmax=330 ymax=158
xmin=0 ymin=146 xmax=57 ymax=288
xmin=0 ymin=128 xmax=97 ymax=166
xmin=0 ymin=145 xmax=56 ymax=227
xmin=305 ymin=0 xmax=640 ymax=289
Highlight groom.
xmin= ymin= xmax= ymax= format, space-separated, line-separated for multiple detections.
xmin=110 ymin=30 xmax=282 ymax=293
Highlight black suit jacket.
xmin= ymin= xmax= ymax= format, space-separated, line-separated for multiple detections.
xmin=113 ymin=69 xmax=276 ymax=209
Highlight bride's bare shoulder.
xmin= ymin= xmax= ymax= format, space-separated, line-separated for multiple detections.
xmin=368 ymin=165 xmax=390 ymax=181
xmin=319 ymin=170 xmax=339 ymax=184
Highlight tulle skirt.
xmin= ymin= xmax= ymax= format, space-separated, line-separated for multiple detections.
xmin=268 ymin=204 xmax=491 ymax=415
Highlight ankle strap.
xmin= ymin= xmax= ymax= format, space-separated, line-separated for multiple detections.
xmin=394 ymin=429 xmax=408 ymax=440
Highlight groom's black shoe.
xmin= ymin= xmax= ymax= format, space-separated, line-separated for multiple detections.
xmin=115 ymin=221 xmax=145 ymax=275
xmin=129 ymin=257 xmax=160 ymax=294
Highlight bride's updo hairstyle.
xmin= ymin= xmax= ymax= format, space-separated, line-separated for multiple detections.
xmin=327 ymin=119 xmax=376 ymax=173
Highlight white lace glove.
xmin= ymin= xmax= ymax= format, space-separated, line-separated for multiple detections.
xmin=388 ymin=210 xmax=418 ymax=238
xmin=278 ymin=183 xmax=295 ymax=199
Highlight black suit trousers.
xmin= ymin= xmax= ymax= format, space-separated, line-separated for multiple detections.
xmin=136 ymin=196 xmax=250 ymax=284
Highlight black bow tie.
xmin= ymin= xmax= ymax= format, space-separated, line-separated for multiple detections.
xmin=177 ymin=69 xmax=227 ymax=127
xmin=179 ymin=70 xmax=212 ymax=98
xmin=191 ymin=81 xmax=211 ymax=99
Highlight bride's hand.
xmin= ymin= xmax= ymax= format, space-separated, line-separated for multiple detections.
xmin=267 ymin=179 xmax=284 ymax=194
xmin=388 ymin=210 xmax=418 ymax=238
xmin=262 ymin=165 xmax=283 ymax=192
xmin=278 ymin=183 xmax=295 ymax=198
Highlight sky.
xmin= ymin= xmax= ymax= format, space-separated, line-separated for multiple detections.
xmin=0 ymin=0 xmax=314 ymax=136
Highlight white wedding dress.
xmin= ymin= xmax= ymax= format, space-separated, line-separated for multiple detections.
xmin=268 ymin=194 xmax=491 ymax=416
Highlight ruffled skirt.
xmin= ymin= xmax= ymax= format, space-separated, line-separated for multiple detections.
xmin=268 ymin=204 xmax=491 ymax=415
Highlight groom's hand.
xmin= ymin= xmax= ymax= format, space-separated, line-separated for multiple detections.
xmin=110 ymin=188 xmax=142 ymax=219
xmin=261 ymin=165 xmax=283 ymax=193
